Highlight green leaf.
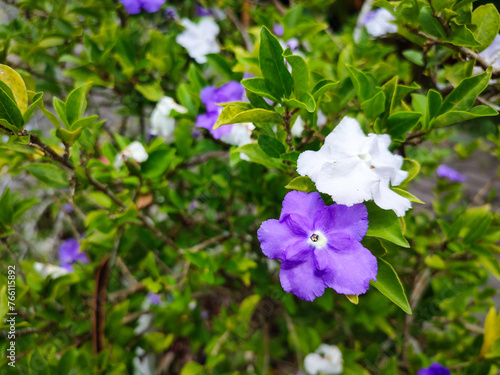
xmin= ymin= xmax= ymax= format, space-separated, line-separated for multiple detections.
xmin=242 ymin=78 xmax=280 ymax=103
xmin=426 ymin=89 xmax=443 ymax=126
xmin=312 ymin=79 xmax=339 ymax=99
xmin=141 ymin=149 xmax=176 ymax=179
xmin=347 ymin=66 xmax=374 ymax=103
xmin=245 ymin=89 xmax=274 ymax=110
xmin=53 ymin=97 xmax=69 ymax=128
xmin=361 ymin=91 xmax=386 ymax=121
xmin=283 ymin=92 xmax=316 ymax=112
xmin=23 ymin=91 xmax=43 ymax=125
xmin=181 ymin=361 xmax=205 ymax=375
xmin=444 ymin=60 xmax=475 ymax=87
xmin=401 ymin=158 xmax=420 ymax=185
xmin=284 ymin=176 xmax=316 ymax=192
xmin=214 ymin=105 xmax=282 ymax=129
xmin=432 ymin=105 xmax=498 ymax=128
xmin=402 ymin=50 xmax=425 ymax=67
xmin=13 ymin=197 xmax=40 ymax=220
xmin=0 ymin=81 xmax=23 ymax=129
xmin=387 ymin=112 xmax=422 ymax=141
xmin=30 ymin=348 xmax=50 ymax=374
xmin=66 ymin=83 xmax=91 ymax=126
xmin=446 ymin=24 xmax=481 ymax=47
xmin=232 ymin=143 xmax=286 ymax=170
xmin=391 ymin=188 xmax=424 ymax=204
xmin=144 ymin=332 xmax=175 ymax=353
xmin=0 ymin=188 xmax=13 ymax=225
xmin=283 ymin=49 xmax=309 ymax=98
xmin=472 ymin=4 xmax=500 ymax=51
xmin=24 ymin=163 xmax=69 ymax=189
xmin=58 ymin=349 xmax=75 ymax=375
xmin=419 ymin=6 xmax=446 ymax=37
xmin=0 ymin=64 xmax=28 ymax=114
xmin=258 ymin=134 xmax=286 ymax=158
xmin=259 ymin=27 xmax=293 ymax=99
xmin=0 ymin=285 xmax=7 ymax=327
xmin=365 ymin=201 xmax=410 ymax=247
xmin=135 ymin=80 xmax=164 ymax=102
xmin=56 ymin=127 xmax=83 ymax=145
xmin=345 ymin=294 xmax=359 ymax=305
xmin=206 ymin=53 xmax=241 ymax=81
xmin=437 ymin=69 xmax=491 ymax=114
xmin=371 ymin=257 xmax=412 ymax=314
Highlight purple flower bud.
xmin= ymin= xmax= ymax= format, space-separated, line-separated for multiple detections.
xmin=417 ymin=363 xmax=450 ymax=375
xmin=273 ymin=23 xmax=284 ymax=37
xmin=436 ymin=165 xmax=467 ymax=183
xmin=196 ymin=4 xmax=211 ymax=16
xmin=165 ymin=6 xmax=178 ymax=20
xmin=59 ymin=238 xmax=89 ymax=272
xmin=147 ymin=292 xmax=161 ymax=305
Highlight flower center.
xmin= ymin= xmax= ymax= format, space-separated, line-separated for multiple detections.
xmin=308 ymin=231 xmax=327 ymax=248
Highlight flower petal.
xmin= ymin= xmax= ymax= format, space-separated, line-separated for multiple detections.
xmin=296 ymin=146 xmax=334 ymax=183
xmin=368 ymin=133 xmax=407 ymax=186
xmin=371 ymin=180 xmax=412 ymax=217
xmin=314 ymin=240 xmax=377 ymax=295
xmin=280 ymin=191 xmax=325 ymax=220
xmin=279 ymin=254 xmax=326 ymax=301
xmin=258 ymin=219 xmax=299 ymax=260
xmin=314 ymin=203 xmax=368 ymax=241
xmin=323 ymin=116 xmax=366 ymax=156
xmin=315 ymin=158 xmax=378 ymax=206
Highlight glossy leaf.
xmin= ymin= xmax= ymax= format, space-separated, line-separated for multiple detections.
xmin=365 ymin=201 xmax=410 ymax=248
xmin=24 ymin=163 xmax=69 ymax=189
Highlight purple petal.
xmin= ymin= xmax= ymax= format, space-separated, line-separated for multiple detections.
xmin=273 ymin=23 xmax=284 ymax=37
xmin=195 ymin=112 xmax=232 ymax=139
xmin=140 ymin=0 xmax=165 ymax=13
xmin=280 ymin=191 xmax=325 ymax=221
xmin=314 ymin=240 xmax=377 ymax=295
xmin=200 ymin=86 xmax=218 ymax=110
xmin=436 ymin=165 xmax=467 ymax=183
xmin=279 ymin=253 xmax=326 ymax=301
xmin=417 ymin=363 xmax=450 ymax=375
xmin=314 ymin=203 xmax=368 ymax=242
xmin=147 ymin=292 xmax=161 ymax=305
xmin=214 ymin=81 xmax=245 ymax=104
xmin=120 ymin=0 xmax=141 ymax=14
xmin=165 ymin=7 xmax=178 ymax=20
xmin=196 ymin=4 xmax=211 ymax=16
xmin=60 ymin=263 xmax=74 ymax=272
xmin=286 ymin=38 xmax=299 ymax=51
xmin=58 ymin=239 xmax=80 ymax=265
xmin=258 ymin=219 xmax=298 ymax=260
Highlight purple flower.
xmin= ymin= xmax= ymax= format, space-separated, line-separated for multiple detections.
xmin=286 ymin=38 xmax=300 ymax=51
xmin=147 ymin=292 xmax=161 ymax=305
xmin=436 ymin=165 xmax=467 ymax=183
xmin=58 ymin=238 xmax=89 ymax=272
xmin=63 ymin=203 xmax=73 ymax=213
xmin=165 ymin=7 xmax=178 ymax=20
xmin=196 ymin=81 xmax=245 ymax=139
xmin=257 ymin=191 xmax=377 ymax=301
xmin=120 ymin=0 xmax=165 ymax=15
xmin=417 ymin=363 xmax=450 ymax=375
xmin=273 ymin=23 xmax=284 ymax=37
xmin=196 ymin=4 xmax=211 ymax=16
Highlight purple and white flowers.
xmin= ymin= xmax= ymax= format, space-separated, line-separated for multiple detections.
xmin=297 ymin=116 xmax=411 ymax=217
xmin=436 ymin=165 xmax=467 ymax=183
xmin=417 ymin=363 xmax=450 ymax=375
xmin=257 ymin=191 xmax=377 ymax=301
xmin=120 ymin=0 xmax=165 ymax=15
xmin=176 ymin=18 xmax=220 ymax=64
xmin=196 ymin=81 xmax=254 ymax=146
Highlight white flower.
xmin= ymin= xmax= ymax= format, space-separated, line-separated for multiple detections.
xmin=150 ymin=96 xmax=188 ymax=138
xmin=220 ymin=123 xmax=255 ymax=147
xmin=114 ymin=141 xmax=149 ymax=168
xmin=362 ymin=8 xmax=397 ymax=37
xmin=304 ymin=344 xmax=343 ymax=375
xmin=176 ymin=17 xmax=220 ymax=64
xmin=480 ymin=34 xmax=500 ymax=69
xmin=292 ymin=116 xmax=304 ymax=137
xmin=317 ymin=110 xmax=327 ymax=128
xmin=33 ymin=263 xmax=69 ymax=279
xmin=297 ymin=116 xmax=411 ymax=216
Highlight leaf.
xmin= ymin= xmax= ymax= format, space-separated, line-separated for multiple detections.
xmin=56 ymin=127 xmax=83 ymax=145
xmin=23 ymin=91 xmax=43 ymax=125
xmin=245 ymin=89 xmax=274 ymax=110
xmin=472 ymin=4 xmax=500 ymax=51
xmin=401 ymin=158 xmax=420 ymax=185
xmin=0 ymin=81 xmax=23 ymax=129
xmin=135 ymin=81 xmax=164 ymax=102
xmin=283 ymin=49 xmax=309 ymax=98
xmin=480 ymin=307 xmax=500 ymax=357
xmin=0 ymin=64 xmax=28 ymax=114
xmin=30 ymin=348 xmax=50 ymax=374
xmin=53 ymin=97 xmax=69 ymax=128
xmin=446 ymin=24 xmax=481 ymax=47
xmin=0 ymin=285 xmax=7 ymax=323
xmin=258 ymin=134 xmax=286 ymax=158
xmin=181 ymin=362 xmax=205 ymax=375
xmin=387 ymin=112 xmax=422 ymax=141
xmin=141 ymin=149 xmax=176 ymax=179
xmin=232 ymin=143 xmax=286 ymax=170
xmin=214 ymin=105 xmax=282 ymax=129
xmin=345 ymin=294 xmax=359 ymax=305
xmin=259 ymin=27 xmax=293 ymax=99
xmin=347 ymin=66 xmax=374 ymax=103
xmin=284 ymin=176 xmax=316 ymax=192
xmin=361 ymin=91 xmax=385 ymax=121
xmin=434 ymin=105 xmax=498 ymax=128
xmin=371 ymin=257 xmax=412 ymax=314
xmin=66 ymin=83 xmax=91 ymax=126
xmin=419 ymin=6 xmax=446 ymax=37
xmin=392 ymin=188 xmax=424 ymax=204
xmin=24 ymin=163 xmax=69 ymax=189
xmin=242 ymin=78 xmax=280 ymax=103
xmin=312 ymin=79 xmax=339 ymax=99
xmin=283 ymin=92 xmax=316 ymax=112
xmin=365 ymin=201 xmax=410 ymax=247
xmin=0 ymin=188 xmax=12 ymax=225
xmin=206 ymin=53 xmax=241 ymax=81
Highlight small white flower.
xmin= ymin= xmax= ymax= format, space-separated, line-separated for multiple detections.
xmin=176 ymin=17 xmax=220 ymax=64
xmin=297 ymin=116 xmax=411 ymax=216
xmin=220 ymin=123 xmax=255 ymax=147
xmin=317 ymin=110 xmax=327 ymax=128
xmin=150 ymin=96 xmax=188 ymax=138
xmin=362 ymin=8 xmax=397 ymax=37
xmin=33 ymin=263 xmax=69 ymax=279
xmin=292 ymin=116 xmax=304 ymax=137
xmin=114 ymin=141 xmax=149 ymax=168
xmin=304 ymin=344 xmax=343 ymax=375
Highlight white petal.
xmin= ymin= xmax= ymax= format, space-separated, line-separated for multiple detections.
xmin=33 ymin=263 xmax=69 ymax=279
xmin=317 ymin=110 xmax=327 ymax=127
xmin=304 ymin=351 xmax=342 ymax=375
xmin=371 ymin=181 xmax=412 ymax=217
xmin=126 ymin=141 xmax=149 ymax=163
xmin=315 ymin=157 xmax=378 ymax=206
xmin=367 ymin=133 xmax=408 ymax=185
xmin=220 ymin=123 xmax=254 ymax=147
xmin=150 ymin=108 xmax=175 ymax=138
xmin=297 ymin=146 xmax=334 ymax=183
xmin=324 ymin=116 xmax=366 ymax=157
xmin=291 ymin=115 xmax=304 ymax=137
